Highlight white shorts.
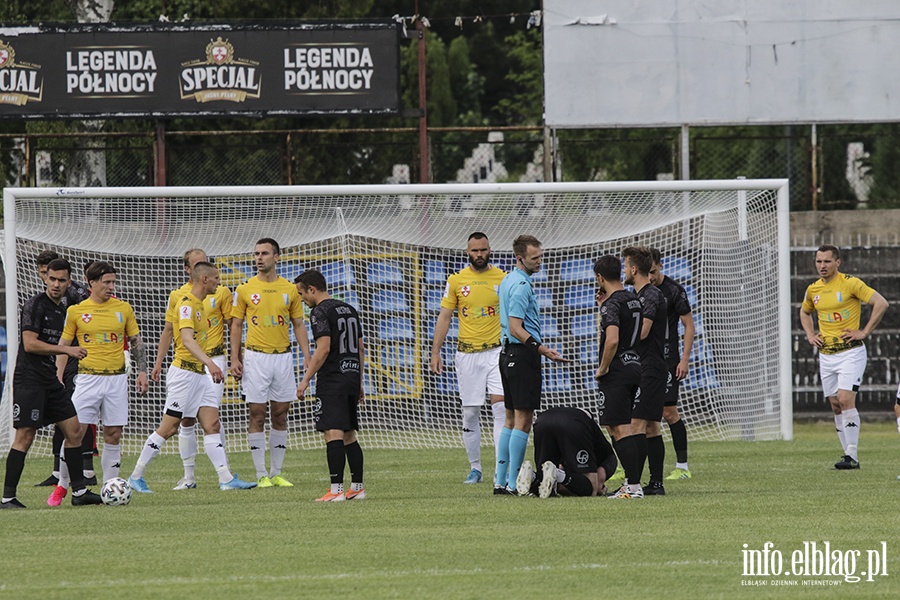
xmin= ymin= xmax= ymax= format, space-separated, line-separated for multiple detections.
xmin=206 ymin=355 xmax=226 ymax=408
xmin=165 ymin=364 xmax=220 ymax=418
xmin=819 ymin=345 xmax=867 ymax=398
xmin=242 ymin=350 xmax=297 ymax=404
xmin=71 ymin=373 xmax=128 ymax=426
xmin=455 ymin=346 xmax=504 ymax=407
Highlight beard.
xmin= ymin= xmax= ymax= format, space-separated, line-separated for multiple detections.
xmin=469 ymin=253 xmax=490 ymax=270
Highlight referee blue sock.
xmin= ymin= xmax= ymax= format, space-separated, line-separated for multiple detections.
xmin=494 ymin=427 xmax=512 ymax=487
xmin=506 ymin=429 xmax=530 ymax=491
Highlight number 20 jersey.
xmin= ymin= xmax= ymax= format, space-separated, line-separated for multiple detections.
xmin=309 ymin=298 xmax=364 ymax=395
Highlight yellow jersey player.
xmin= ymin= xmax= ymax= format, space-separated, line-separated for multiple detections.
xmin=230 ymin=238 xmax=310 ymax=488
xmin=56 ymin=261 xmax=149 ymax=496
xmin=800 ymin=244 xmax=888 ymax=470
xmin=151 ymin=248 xmax=233 ymax=490
xmin=129 ymin=262 xmax=256 ymax=493
xmin=430 ymin=232 xmax=506 ymax=485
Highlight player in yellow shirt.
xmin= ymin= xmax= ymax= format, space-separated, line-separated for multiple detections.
xmin=55 ymin=261 xmax=149 ymax=495
xmin=430 ymin=232 xmax=507 ymax=484
xmin=231 ymin=238 xmax=310 ymax=488
xmin=800 ymin=245 xmax=889 ymax=470
xmin=129 ymin=262 xmax=255 ymax=492
xmin=151 ymin=248 xmax=233 ymax=490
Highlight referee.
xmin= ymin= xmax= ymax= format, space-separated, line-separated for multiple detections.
xmin=496 ymin=234 xmax=568 ymax=496
xmin=2 ymin=259 xmax=100 ymax=508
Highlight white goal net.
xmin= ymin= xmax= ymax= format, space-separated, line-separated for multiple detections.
xmin=1 ymin=181 xmax=791 ymax=456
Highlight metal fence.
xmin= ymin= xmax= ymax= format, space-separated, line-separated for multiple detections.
xmin=3 ymin=124 xmax=900 ymax=210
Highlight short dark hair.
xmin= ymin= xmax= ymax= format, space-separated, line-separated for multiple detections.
xmin=817 ymin=244 xmax=840 ymax=260
xmin=622 ymin=246 xmax=653 ymax=276
xmin=295 ymin=269 xmax=327 ymax=292
xmin=512 ymin=234 xmax=541 ymax=258
xmin=36 ymin=250 xmax=60 ymax=267
xmin=256 ymin=237 xmax=281 ymax=255
xmin=190 ymin=261 xmax=217 ymax=281
xmin=593 ymin=255 xmax=621 ymax=281
xmin=468 ymin=231 xmax=488 ymax=242
xmin=85 ymin=260 xmax=116 ymax=283
xmin=46 ymin=258 xmax=72 ymax=276
xmin=648 ymin=247 xmax=662 ymax=265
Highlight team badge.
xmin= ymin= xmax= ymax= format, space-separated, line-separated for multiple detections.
xmin=576 ymin=450 xmax=589 ymax=465
xmin=461 ymin=285 xmax=470 ymax=297
xmin=251 ymin=293 xmax=261 ymax=305
xmin=31 ymin=409 xmax=40 ymax=422
xmin=81 ymin=313 xmax=92 ymax=323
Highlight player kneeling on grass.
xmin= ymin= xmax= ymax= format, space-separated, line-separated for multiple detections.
xmin=128 ymin=263 xmax=256 ymax=492
xmin=515 ymin=407 xmax=617 ymax=498
xmin=295 ymin=269 xmax=367 ymax=502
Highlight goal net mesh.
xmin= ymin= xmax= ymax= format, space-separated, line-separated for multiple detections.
xmin=1 ymin=184 xmax=785 ymax=456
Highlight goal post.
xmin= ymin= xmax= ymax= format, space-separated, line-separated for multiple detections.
xmin=1 ymin=180 xmax=792 ymax=456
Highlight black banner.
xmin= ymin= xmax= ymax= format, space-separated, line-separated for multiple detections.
xmin=0 ymin=22 xmax=401 ymax=119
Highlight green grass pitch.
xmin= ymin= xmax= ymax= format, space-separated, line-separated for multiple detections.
xmin=1 ymin=421 xmax=898 ymax=599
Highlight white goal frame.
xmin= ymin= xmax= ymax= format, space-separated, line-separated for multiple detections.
xmin=1 ymin=180 xmax=792 ymax=455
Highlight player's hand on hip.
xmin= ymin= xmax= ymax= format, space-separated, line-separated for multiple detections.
xmin=429 ymin=351 xmax=443 ymax=374
xmin=595 ymin=366 xmax=608 ymax=380
xmin=806 ymin=333 xmax=824 ymax=348
xmin=840 ymin=329 xmax=865 ymax=342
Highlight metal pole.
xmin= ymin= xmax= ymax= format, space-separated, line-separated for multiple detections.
xmin=155 ymin=121 xmax=167 ymax=187
xmin=416 ymin=14 xmax=428 ymax=183
xmin=810 ymin=124 xmax=818 ymax=210
xmin=680 ymin=124 xmax=690 ymax=180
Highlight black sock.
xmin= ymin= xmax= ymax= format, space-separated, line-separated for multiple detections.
xmin=52 ymin=427 xmax=64 ymax=470
xmin=63 ymin=446 xmax=86 ymax=492
xmin=615 ymin=435 xmax=643 ymax=485
xmin=81 ymin=427 xmax=94 ymax=471
xmin=4 ymin=449 xmax=27 ymax=498
xmin=647 ymin=435 xmax=665 ymax=483
xmin=668 ymin=418 xmax=688 ymax=463
xmin=344 ymin=440 xmax=364 ymax=485
xmin=326 ymin=440 xmax=346 ymax=485
xmin=635 ymin=433 xmax=648 ymax=484
xmin=562 ymin=472 xmax=593 ymax=496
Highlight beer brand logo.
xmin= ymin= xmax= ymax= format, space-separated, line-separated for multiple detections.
xmin=251 ymin=293 xmax=261 ymax=305
xmin=0 ymin=40 xmax=43 ymax=106
xmin=81 ymin=313 xmax=92 ymax=323
xmin=180 ymin=37 xmax=261 ymax=103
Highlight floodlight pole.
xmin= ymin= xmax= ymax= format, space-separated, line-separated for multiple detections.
xmin=155 ymin=121 xmax=167 ymax=186
xmin=416 ymin=1 xmax=429 ymax=183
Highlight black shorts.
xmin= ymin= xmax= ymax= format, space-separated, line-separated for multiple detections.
xmin=314 ymin=393 xmax=359 ymax=432
xmin=597 ymin=365 xmax=641 ymax=426
xmin=13 ymin=381 xmax=77 ymax=429
xmin=533 ymin=414 xmax=597 ymax=474
xmin=663 ymin=365 xmax=681 ymax=407
xmin=500 ymin=344 xmax=542 ymax=411
xmin=633 ymin=369 xmax=667 ymax=422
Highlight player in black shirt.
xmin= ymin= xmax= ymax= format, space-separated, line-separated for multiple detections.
xmin=1 ymin=259 xmax=101 ymax=508
xmin=623 ymin=246 xmax=669 ymax=496
xmin=519 ymin=407 xmax=618 ymax=498
xmin=649 ymin=248 xmax=695 ymax=481
xmin=295 ymin=269 xmax=366 ymax=502
xmin=34 ymin=251 xmax=97 ymax=488
xmin=593 ymin=255 xmax=645 ymax=499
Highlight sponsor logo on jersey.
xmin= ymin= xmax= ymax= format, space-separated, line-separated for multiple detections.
xmin=576 ymin=450 xmax=589 ymax=465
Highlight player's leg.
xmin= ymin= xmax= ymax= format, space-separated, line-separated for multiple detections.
xmin=343 ymin=400 xmax=365 ymax=500
xmin=243 ymin=350 xmax=271 ymax=483
xmin=456 ymin=351 xmax=484 ymax=483
xmin=505 ymin=345 xmax=540 ymax=493
xmin=268 ymin=401 xmax=292 ymax=485
xmin=602 ymin=375 xmax=644 ymax=499
xmin=486 ymin=347 xmax=505 ymax=483
xmin=80 ymin=424 xmax=97 ymax=485
xmin=895 ymin=391 xmax=900 ymax=480
xmin=37 ymin=426 xmax=64 ymax=487
xmin=834 ymin=346 xmax=866 ymax=469
xmin=663 ymin=367 xmax=690 ymax=479
xmin=177 ymin=416 xmax=198 ymax=487
xmin=130 ymin=413 xmax=181 ymax=493
xmin=97 ymin=373 xmax=130 ymax=482
xmin=2 ymin=423 xmax=37 ymax=508
xmin=197 ymin=405 xmax=255 ymax=490
xmin=644 ymin=421 xmax=665 ymax=495
xmin=494 ymin=351 xmax=514 ymax=493
xmin=57 ymin=415 xmax=101 ymax=505
xmin=819 ymin=353 xmax=847 ymax=459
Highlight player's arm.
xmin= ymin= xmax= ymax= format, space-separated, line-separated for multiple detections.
xmin=508 ymin=315 xmax=568 ymax=362
xmin=151 ymin=321 xmax=174 ymax=382
xmin=430 ymin=307 xmax=454 ymax=374
xmin=676 ymin=313 xmax=695 ymax=381
xmin=842 ymin=292 xmax=889 ymax=342
xmin=639 ymin=316 xmax=653 ymax=340
xmin=358 ymin=337 xmax=366 ymax=404
xmin=292 ymin=316 xmax=311 ymax=367
xmin=596 ymin=325 xmax=619 ymax=379
xmin=23 ymin=330 xmax=87 ymax=360
xmin=297 ymin=334 xmax=329 ymax=399
xmin=128 ymin=333 xmax=149 ymax=395
xmin=180 ymin=326 xmax=224 ymax=383
xmin=799 ymin=305 xmax=823 ymax=348
xmin=55 ymin=337 xmax=74 ymax=384
xmin=230 ymin=316 xmax=244 ymax=378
